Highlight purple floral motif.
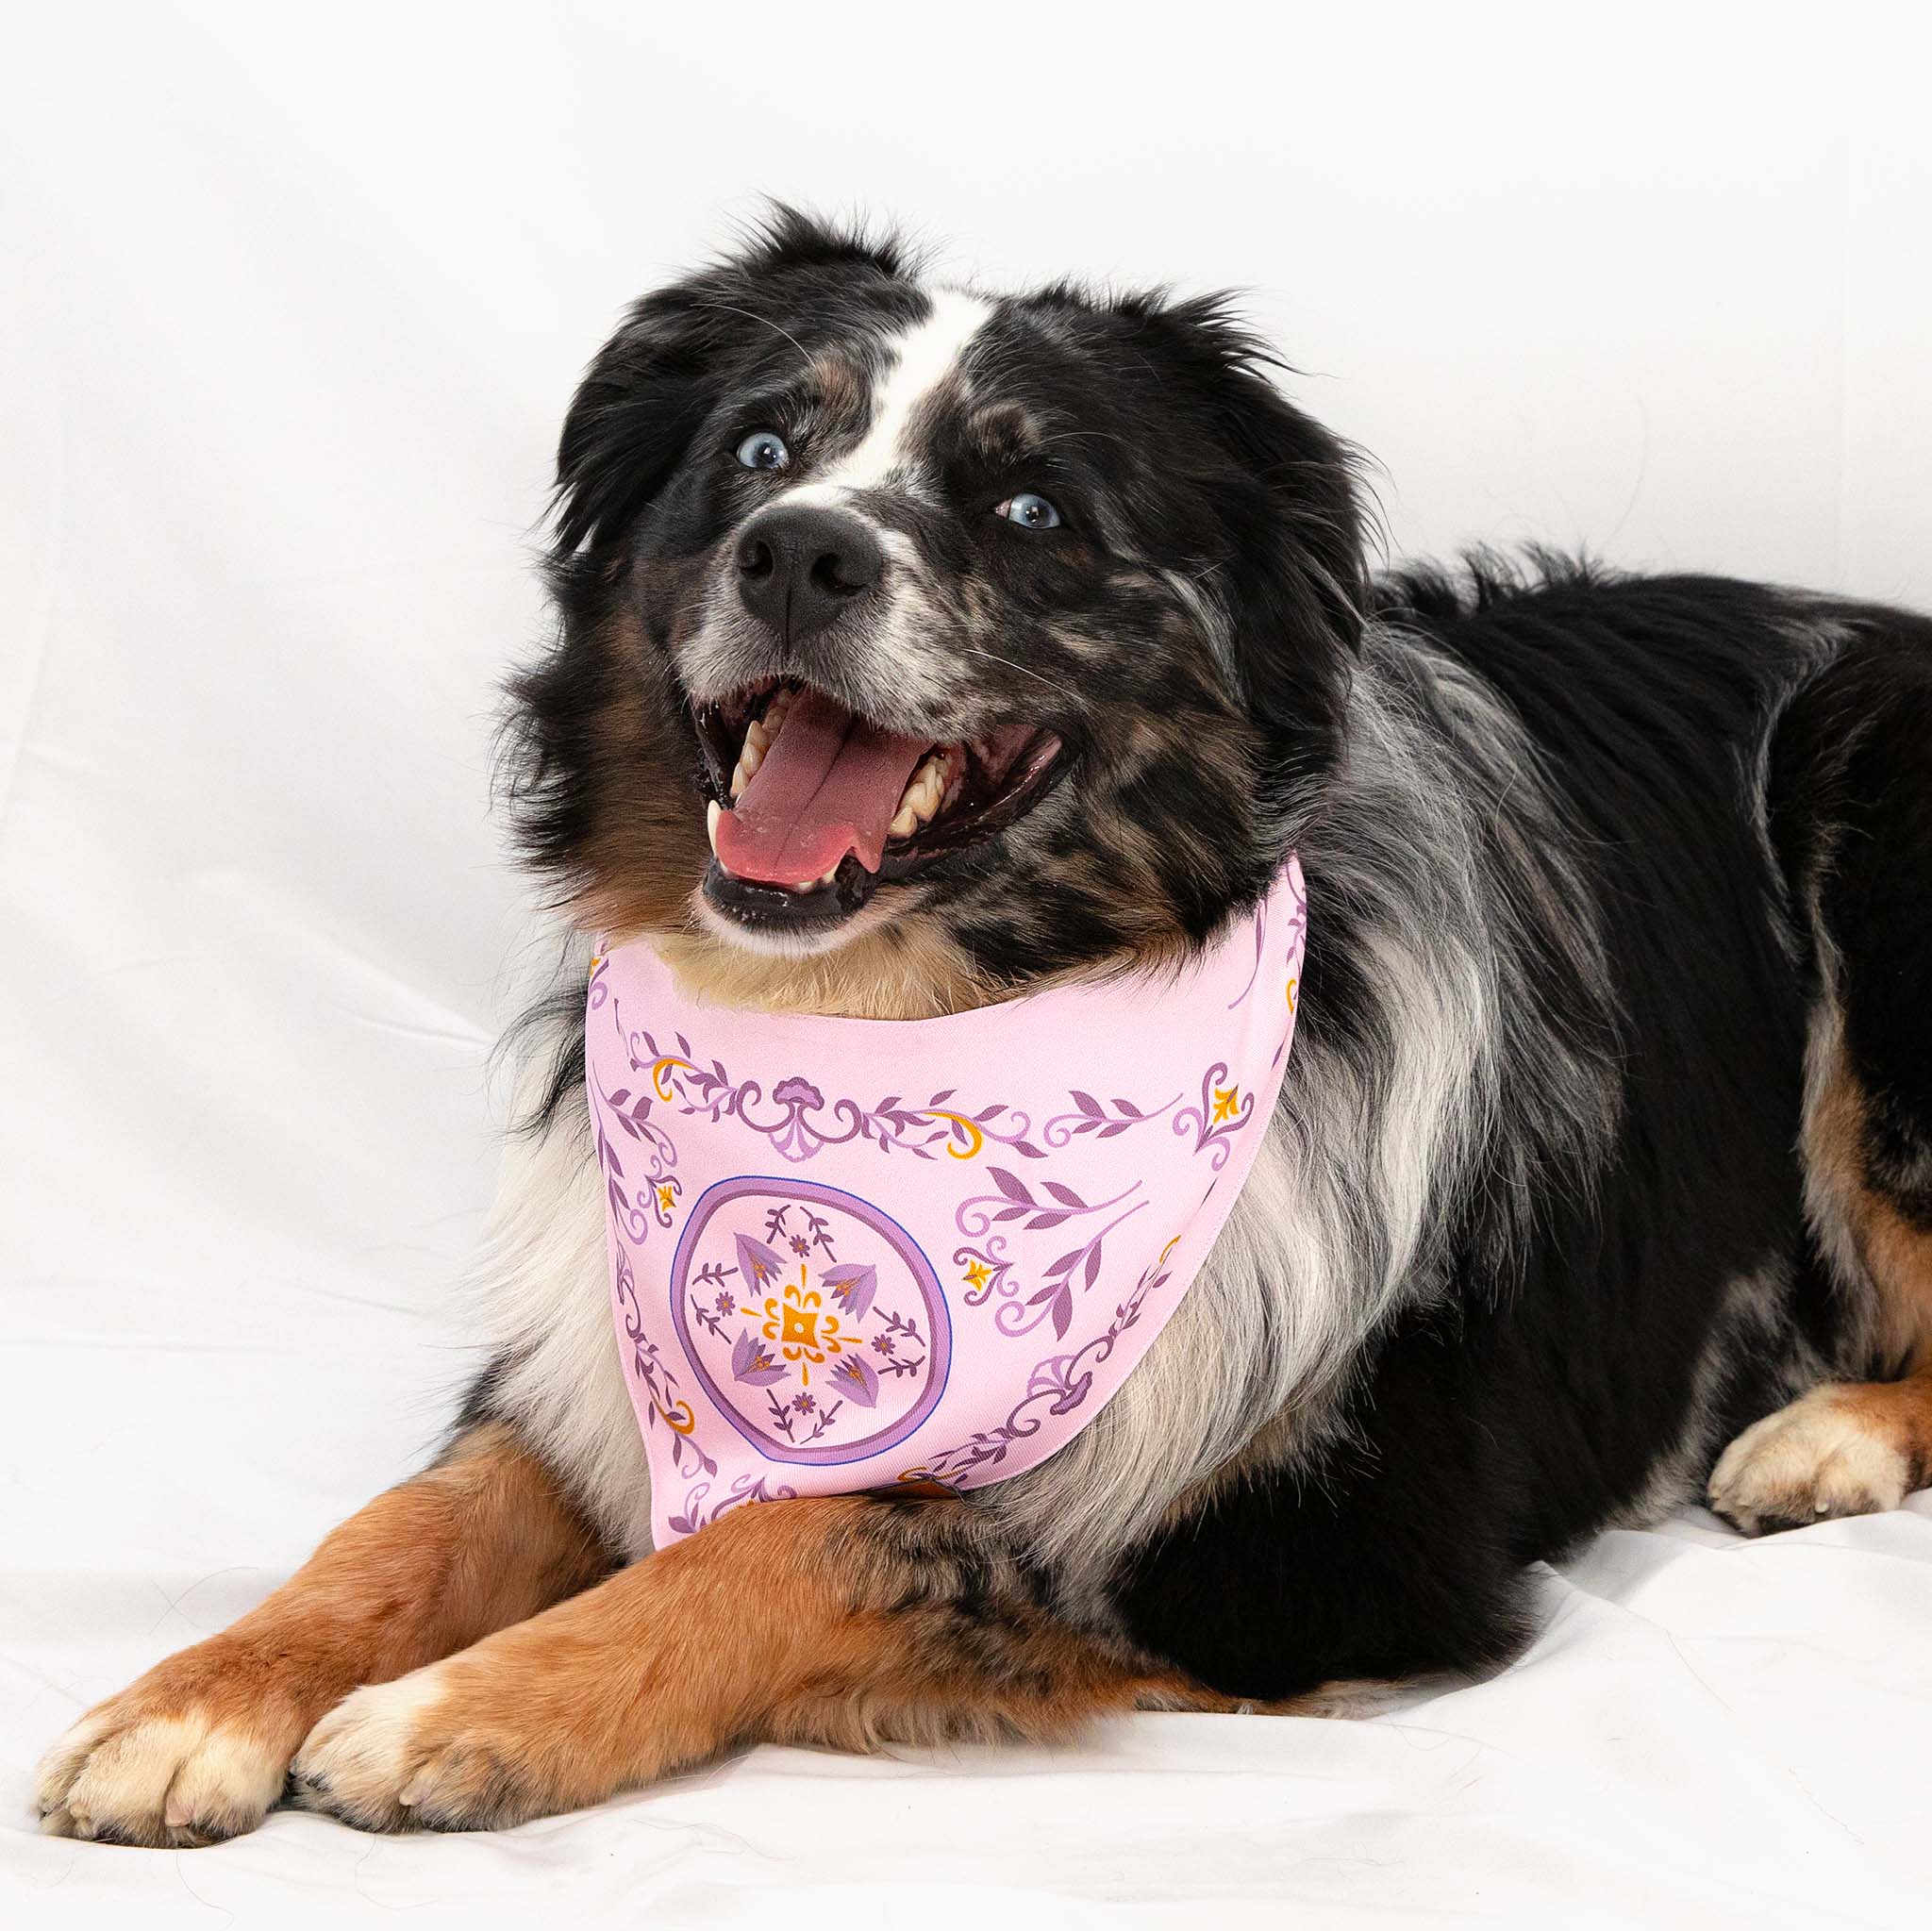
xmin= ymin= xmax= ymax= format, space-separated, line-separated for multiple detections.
xmin=1227 ymin=903 xmax=1269 ymax=1009
xmin=906 ymin=1255 xmax=1175 ymax=1488
xmin=954 ymin=1171 xmax=1147 ymax=1340
xmin=821 ymin=1261 xmax=878 ymax=1321
xmin=588 ymin=1066 xmax=681 ymax=1243
xmin=670 ymin=1178 xmax=950 ymax=1463
xmin=828 ymin=1351 xmax=880 ymax=1407
xmin=666 ymin=1472 xmax=797 ymax=1539
xmin=730 ymin=1327 xmax=787 ymax=1387
xmin=1271 ymin=886 xmax=1308 ymax=1069
xmin=958 ymin=1168 xmax=1140 ymax=1238
xmin=629 ymin=1025 xmax=1047 ymax=1164
xmin=612 ymin=1248 xmax=715 ymax=1483
xmin=872 ymin=1307 xmax=927 ymax=1373
xmin=733 ymin=1231 xmax=787 ymax=1294
xmin=1041 ymin=1089 xmax=1183 ymax=1150
xmin=1173 ymin=1060 xmax=1255 ymax=1169
xmin=764 ymin=1388 xmax=843 ymax=1443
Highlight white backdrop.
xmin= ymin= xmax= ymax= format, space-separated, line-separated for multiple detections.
xmin=4 ymin=4 xmax=1931 ymax=1925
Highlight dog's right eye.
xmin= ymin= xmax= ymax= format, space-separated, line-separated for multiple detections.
xmin=734 ymin=431 xmax=791 ymax=472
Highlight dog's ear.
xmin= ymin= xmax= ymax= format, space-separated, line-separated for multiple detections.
xmin=552 ymin=207 xmax=908 ymax=558
xmin=1131 ymin=294 xmax=1368 ymax=784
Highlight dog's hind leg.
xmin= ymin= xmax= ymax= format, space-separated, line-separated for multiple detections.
xmin=1709 ymin=622 xmax=1932 ymax=1534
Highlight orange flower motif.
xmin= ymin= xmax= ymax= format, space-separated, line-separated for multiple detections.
xmin=1211 ymin=1084 xmax=1241 ymax=1124
xmin=758 ymin=1268 xmax=846 ymax=1384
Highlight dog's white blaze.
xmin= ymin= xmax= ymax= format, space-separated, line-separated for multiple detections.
xmin=796 ymin=288 xmax=992 ymax=499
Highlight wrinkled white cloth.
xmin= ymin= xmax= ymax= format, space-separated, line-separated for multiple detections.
xmin=7 ymin=4 xmax=1932 ymax=1924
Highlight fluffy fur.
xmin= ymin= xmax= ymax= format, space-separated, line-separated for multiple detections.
xmin=38 ymin=210 xmax=1932 ymax=1842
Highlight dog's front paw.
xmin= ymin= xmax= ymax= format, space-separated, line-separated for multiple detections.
xmin=36 ymin=1642 xmax=307 ymax=1847
xmin=291 ymin=1656 xmax=580 ymax=1834
xmin=1708 ymin=1386 xmax=1913 ymax=1535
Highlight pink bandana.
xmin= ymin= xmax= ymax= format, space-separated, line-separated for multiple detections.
xmin=589 ymin=858 xmax=1307 ymax=1546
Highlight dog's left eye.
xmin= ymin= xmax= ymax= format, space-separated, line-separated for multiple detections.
xmin=997 ymin=492 xmax=1061 ymax=530
xmin=735 ymin=430 xmax=791 ymax=472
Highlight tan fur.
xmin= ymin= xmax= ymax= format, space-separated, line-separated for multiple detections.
xmin=806 ymin=351 xmax=866 ymax=419
xmin=36 ymin=1423 xmax=605 ymax=1846
xmin=290 ymin=1493 xmax=1234 ymax=1832
xmin=650 ymin=917 xmax=995 ymax=1019
xmin=1805 ymin=1024 xmax=1932 ymax=1363
xmin=567 ymin=668 xmax=715 ymax=936
xmin=1711 ymin=1026 xmax=1932 ymax=1532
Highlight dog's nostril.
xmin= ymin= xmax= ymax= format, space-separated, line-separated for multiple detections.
xmin=810 ymin=550 xmax=867 ymax=598
xmin=739 ymin=538 xmax=774 ymax=579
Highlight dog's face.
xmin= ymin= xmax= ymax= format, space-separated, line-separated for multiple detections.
xmin=509 ymin=212 xmax=1364 ymax=1009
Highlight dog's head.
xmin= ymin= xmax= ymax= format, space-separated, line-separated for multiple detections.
xmin=508 ymin=210 xmax=1365 ymax=1013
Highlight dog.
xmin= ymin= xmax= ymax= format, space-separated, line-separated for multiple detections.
xmin=37 ymin=209 xmax=1932 ymax=1845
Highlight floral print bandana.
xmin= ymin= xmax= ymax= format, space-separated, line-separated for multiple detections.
xmin=589 ymin=857 xmax=1307 ymax=1545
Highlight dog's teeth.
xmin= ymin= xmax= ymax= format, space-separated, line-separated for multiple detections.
xmin=706 ymin=799 xmax=721 ymax=854
xmin=729 ymin=706 xmax=782 ymax=800
xmin=730 ymin=744 xmax=762 ymax=798
xmin=818 ymin=866 xmax=839 ymax=887
xmin=890 ymin=752 xmax=949 ymax=838
xmin=792 ymin=878 xmax=818 ymax=894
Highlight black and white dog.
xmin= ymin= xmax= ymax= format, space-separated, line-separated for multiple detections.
xmin=39 ymin=210 xmax=1932 ymax=1845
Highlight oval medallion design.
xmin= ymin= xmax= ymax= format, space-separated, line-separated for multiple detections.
xmin=670 ymin=1177 xmax=953 ymax=1464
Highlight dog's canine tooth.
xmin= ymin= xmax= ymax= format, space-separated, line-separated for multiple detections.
xmin=706 ymin=799 xmax=721 ymax=854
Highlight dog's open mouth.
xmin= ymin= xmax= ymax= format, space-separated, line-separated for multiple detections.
xmin=692 ymin=680 xmax=1064 ymax=930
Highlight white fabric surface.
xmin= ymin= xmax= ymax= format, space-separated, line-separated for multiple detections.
xmin=6 ymin=4 xmax=1932 ymax=1924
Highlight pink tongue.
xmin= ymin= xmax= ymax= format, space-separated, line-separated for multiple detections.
xmin=715 ymin=689 xmax=929 ymax=887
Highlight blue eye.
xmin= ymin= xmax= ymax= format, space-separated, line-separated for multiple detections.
xmin=999 ymin=492 xmax=1061 ymax=530
xmin=735 ymin=430 xmax=790 ymax=471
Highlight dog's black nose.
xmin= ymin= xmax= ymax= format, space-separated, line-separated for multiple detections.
xmin=735 ymin=505 xmax=885 ymax=642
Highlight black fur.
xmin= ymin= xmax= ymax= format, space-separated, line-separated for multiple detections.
xmin=507 ymin=207 xmax=1365 ymax=977
xmin=498 ymin=213 xmax=1932 ymax=1701
xmin=1119 ymin=569 xmax=1806 ymax=1689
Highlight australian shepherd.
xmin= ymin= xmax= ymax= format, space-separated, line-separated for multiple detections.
xmin=38 ymin=210 xmax=1932 ymax=1844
